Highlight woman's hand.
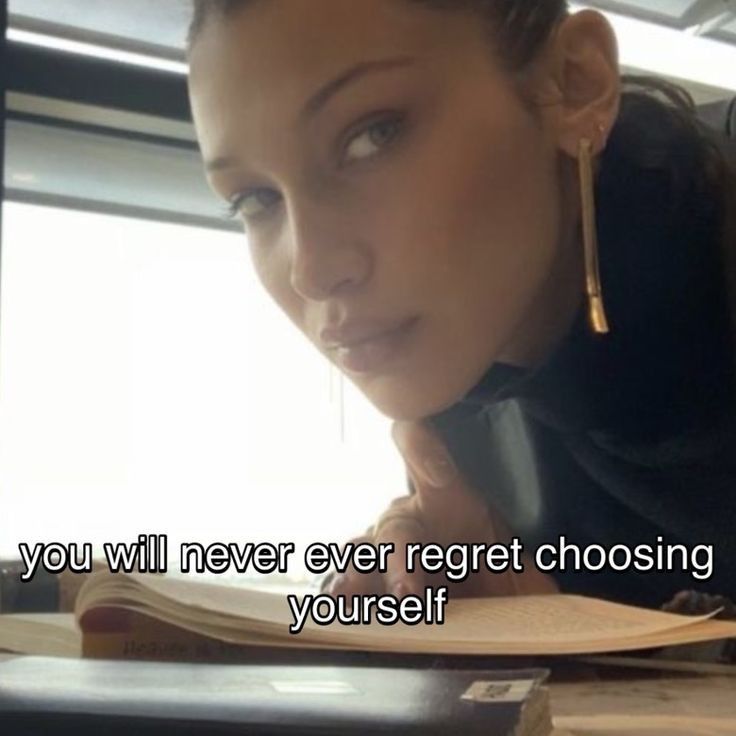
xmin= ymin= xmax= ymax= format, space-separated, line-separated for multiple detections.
xmin=326 ymin=419 xmax=558 ymax=600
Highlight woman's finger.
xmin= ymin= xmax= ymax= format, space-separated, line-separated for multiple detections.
xmin=396 ymin=420 xmax=499 ymax=544
xmin=373 ymin=499 xmax=428 ymax=598
xmin=325 ymin=534 xmax=384 ymax=598
xmin=393 ymin=419 xmax=476 ymax=536
xmin=392 ymin=420 xmax=458 ymax=489
xmin=329 ymin=566 xmax=385 ymax=600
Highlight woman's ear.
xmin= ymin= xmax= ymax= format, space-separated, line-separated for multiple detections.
xmin=532 ymin=9 xmax=621 ymax=157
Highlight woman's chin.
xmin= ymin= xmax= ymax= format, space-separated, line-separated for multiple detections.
xmin=357 ymin=377 xmax=470 ymax=422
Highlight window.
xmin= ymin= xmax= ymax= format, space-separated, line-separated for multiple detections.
xmin=0 ymin=202 xmax=405 ymax=585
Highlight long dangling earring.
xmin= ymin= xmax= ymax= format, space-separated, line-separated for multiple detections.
xmin=578 ymin=130 xmax=610 ymax=335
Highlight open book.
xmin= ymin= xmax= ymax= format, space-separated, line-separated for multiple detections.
xmin=61 ymin=571 xmax=736 ymax=660
xmin=3 ymin=570 xmax=736 ymax=661
xmin=0 ymin=613 xmax=80 ymax=658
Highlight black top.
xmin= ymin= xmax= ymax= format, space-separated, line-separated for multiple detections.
xmin=429 ymin=95 xmax=736 ymax=608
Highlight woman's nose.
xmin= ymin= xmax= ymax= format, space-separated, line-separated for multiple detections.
xmin=288 ymin=208 xmax=372 ymax=301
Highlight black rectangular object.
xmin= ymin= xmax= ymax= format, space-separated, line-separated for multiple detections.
xmin=0 ymin=656 xmax=548 ymax=735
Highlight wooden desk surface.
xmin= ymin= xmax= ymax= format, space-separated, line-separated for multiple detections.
xmin=550 ymin=671 xmax=736 ymax=734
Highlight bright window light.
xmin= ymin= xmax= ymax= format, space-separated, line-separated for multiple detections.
xmin=6 ymin=28 xmax=188 ymax=75
xmin=570 ymin=4 xmax=736 ymax=91
xmin=0 ymin=204 xmax=405 ymax=584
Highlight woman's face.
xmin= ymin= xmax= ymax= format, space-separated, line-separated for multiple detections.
xmin=189 ymin=0 xmax=577 ymax=420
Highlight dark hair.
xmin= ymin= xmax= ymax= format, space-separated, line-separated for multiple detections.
xmin=189 ymin=1 xmax=568 ymax=69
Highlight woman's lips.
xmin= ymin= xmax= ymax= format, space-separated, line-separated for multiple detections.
xmin=330 ymin=317 xmax=419 ymax=374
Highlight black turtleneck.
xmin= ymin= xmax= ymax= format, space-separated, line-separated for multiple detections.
xmin=428 ymin=95 xmax=736 ymax=608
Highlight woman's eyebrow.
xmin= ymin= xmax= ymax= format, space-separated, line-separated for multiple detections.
xmin=204 ymin=56 xmax=416 ymax=173
xmin=300 ymin=55 xmax=417 ymax=122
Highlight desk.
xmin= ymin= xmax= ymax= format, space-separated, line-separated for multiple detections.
xmin=2 ymin=654 xmax=735 ymax=735
xmin=550 ymin=672 xmax=736 ymax=734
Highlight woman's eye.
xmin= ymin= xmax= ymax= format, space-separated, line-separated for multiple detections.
xmin=227 ymin=189 xmax=282 ymax=221
xmin=342 ymin=115 xmax=404 ymax=165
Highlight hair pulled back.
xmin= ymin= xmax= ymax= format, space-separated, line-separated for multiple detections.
xmin=190 ymin=1 xmax=568 ymax=70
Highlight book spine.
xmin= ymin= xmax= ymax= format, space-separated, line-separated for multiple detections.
xmin=81 ymin=608 xmax=275 ymax=663
xmin=83 ymin=631 xmax=263 ymax=664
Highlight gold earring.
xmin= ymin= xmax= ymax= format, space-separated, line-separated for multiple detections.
xmin=578 ymin=133 xmax=610 ymax=335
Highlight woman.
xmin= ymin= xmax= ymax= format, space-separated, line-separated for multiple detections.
xmin=187 ymin=0 xmax=736 ymax=612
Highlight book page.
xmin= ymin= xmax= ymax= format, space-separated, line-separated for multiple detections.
xmin=291 ymin=595 xmax=726 ymax=652
xmin=0 ymin=613 xmax=81 ymax=657
xmin=403 ymin=595 xmax=714 ymax=643
xmin=76 ymin=572 xmax=736 ymax=655
xmin=77 ymin=572 xmax=297 ymax=627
